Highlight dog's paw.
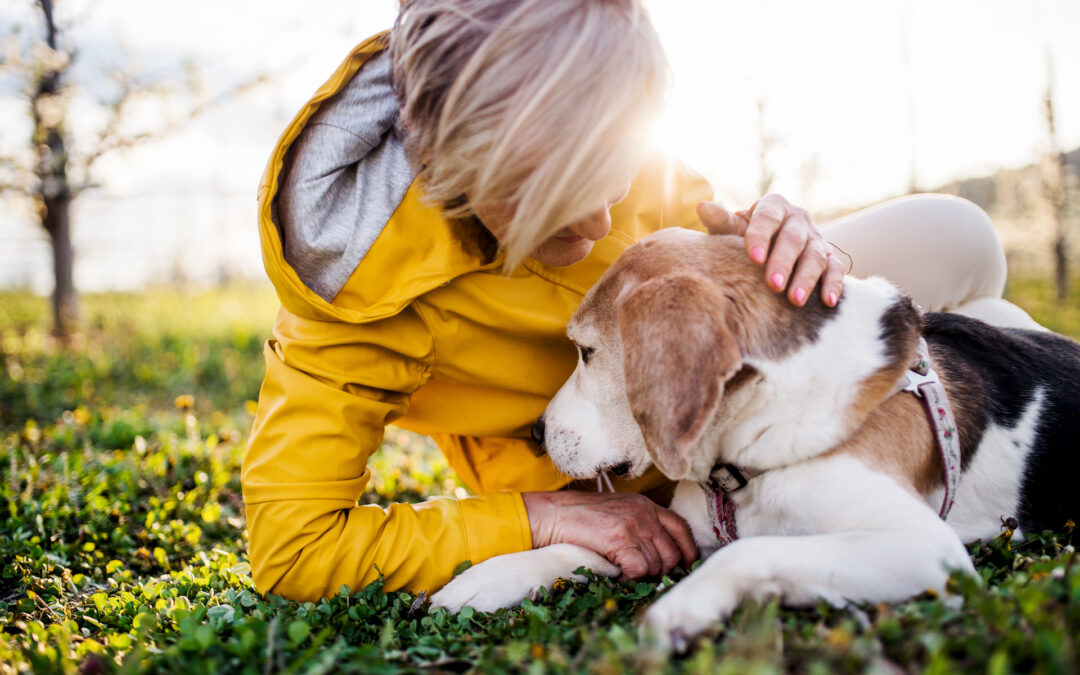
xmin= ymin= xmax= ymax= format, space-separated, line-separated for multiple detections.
xmin=429 ymin=557 xmax=539 ymax=613
xmin=430 ymin=545 xmax=618 ymax=614
xmin=639 ymin=575 xmax=738 ymax=653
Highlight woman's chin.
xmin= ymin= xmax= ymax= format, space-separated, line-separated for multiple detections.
xmin=528 ymin=238 xmax=596 ymax=267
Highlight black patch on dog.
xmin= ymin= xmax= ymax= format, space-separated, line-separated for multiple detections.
xmin=878 ymin=296 xmax=923 ymax=366
xmin=744 ymin=279 xmax=836 ymax=363
xmin=774 ymin=280 xmax=836 ymax=358
xmin=923 ymin=313 xmax=1080 ymax=532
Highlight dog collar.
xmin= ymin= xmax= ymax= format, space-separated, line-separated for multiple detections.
xmin=902 ymin=337 xmax=961 ymax=519
xmin=700 ymin=463 xmax=762 ymax=547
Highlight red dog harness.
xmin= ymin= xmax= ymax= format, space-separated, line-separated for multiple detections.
xmin=702 ymin=337 xmax=962 ymax=546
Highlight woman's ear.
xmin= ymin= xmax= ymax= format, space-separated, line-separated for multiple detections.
xmin=617 ymin=274 xmax=742 ymax=480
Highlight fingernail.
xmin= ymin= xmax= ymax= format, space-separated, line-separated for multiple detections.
xmin=770 ymin=273 xmax=784 ymax=289
xmin=794 ymin=287 xmax=806 ymax=304
xmin=828 ymin=291 xmax=838 ymax=306
xmin=751 ymin=246 xmax=766 ymax=263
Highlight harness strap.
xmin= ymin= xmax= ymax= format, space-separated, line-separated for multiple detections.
xmin=902 ymin=338 xmax=961 ymax=519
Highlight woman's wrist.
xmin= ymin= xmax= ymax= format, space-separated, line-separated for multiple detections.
xmin=521 ymin=491 xmax=553 ymax=549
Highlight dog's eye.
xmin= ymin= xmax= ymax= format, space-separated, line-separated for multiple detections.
xmin=578 ymin=344 xmax=596 ymax=364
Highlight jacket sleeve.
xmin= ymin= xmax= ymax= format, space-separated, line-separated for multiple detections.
xmin=242 ymin=305 xmax=532 ymax=601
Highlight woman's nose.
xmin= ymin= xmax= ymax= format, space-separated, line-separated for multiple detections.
xmin=568 ymin=208 xmax=612 ymax=241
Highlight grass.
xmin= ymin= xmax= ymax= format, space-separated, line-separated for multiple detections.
xmin=1005 ymin=276 xmax=1080 ymax=337
xmin=0 ymin=279 xmax=1078 ymax=673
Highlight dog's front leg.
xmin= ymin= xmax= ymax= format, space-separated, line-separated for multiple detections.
xmin=641 ymin=520 xmax=974 ymax=651
xmin=429 ymin=543 xmax=619 ymax=613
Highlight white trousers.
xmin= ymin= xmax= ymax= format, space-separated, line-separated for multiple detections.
xmin=823 ymin=194 xmax=1043 ymax=331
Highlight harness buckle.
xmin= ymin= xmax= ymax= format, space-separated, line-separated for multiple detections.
xmin=709 ymin=464 xmax=749 ymax=492
xmin=903 ymin=368 xmax=940 ymax=397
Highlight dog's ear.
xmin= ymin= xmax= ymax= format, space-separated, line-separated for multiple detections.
xmin=617 ymin=274 xmax=742 ymax=479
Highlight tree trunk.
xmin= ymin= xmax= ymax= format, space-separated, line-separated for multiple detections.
xmin=1043 ymin=67 xmax=1069 ymax=304
xmin=1049 ymin=236 xmax=1067 ymax=300
xmin=43 ymin=193 xmax=77 ymax=335
xmin=1050 ymin=150 xmax=1069 ymax=303
xmin=34 ymin=0 xmax=78 ymax=336
xmin=1054 ymin=225 xmax=1068 ymax=303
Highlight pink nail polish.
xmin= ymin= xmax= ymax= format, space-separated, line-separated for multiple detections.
xmin=751 ymin=246 xmax=766 ymax=263
xmin=794 ymin=287 xmax=806 ymax=304
xmin=770 ymin=273 xmax=784 ymax=289
xmin=828 ymin=291 xmax=838 ymax=306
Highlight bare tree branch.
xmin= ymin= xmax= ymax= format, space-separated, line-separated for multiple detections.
xmin=0 ymin=184 xmax=34 ymax=197
xmin=0 ymin=154 xmax=26 ymax=171
xmin=37 ymin=0 xmax=57 ymax=50
xmin=0 ymin=27 xmax=27 ymax=71
xmin=75 ymin=68 xmax=271 ymax=184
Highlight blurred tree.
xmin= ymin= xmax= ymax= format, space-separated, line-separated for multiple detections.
xmin=0 ymin=0 xmax=266 ymax=336
xmin=1041 ymin=56 xmax=1074 ymax=303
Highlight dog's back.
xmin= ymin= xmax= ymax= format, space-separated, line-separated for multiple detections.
xmin=926 ymin=313 xmax=1080 ymax=536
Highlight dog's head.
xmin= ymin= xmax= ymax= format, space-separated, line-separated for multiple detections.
xmin=540 ymin=228 xmax=921 ymax=482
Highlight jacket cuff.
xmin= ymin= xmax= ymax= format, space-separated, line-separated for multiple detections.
xmin=457 ymin=492 xmax=532 ymax=564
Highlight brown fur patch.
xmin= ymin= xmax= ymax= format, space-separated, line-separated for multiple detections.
xmin=846 ymin=298 xmax=924 ymax=434
xmin=829 ymin=393 xmax=940 ymax=496
xmin=575 ymin=232 xmax=833 ymax=362
xmin=617 ymin=274 xmax=742 ymax=478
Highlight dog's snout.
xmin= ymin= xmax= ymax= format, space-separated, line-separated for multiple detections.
xmin=610 ymin=461 xmax=631 ymax=477
xmin=530 ymin=417 xmax=546 ymax=455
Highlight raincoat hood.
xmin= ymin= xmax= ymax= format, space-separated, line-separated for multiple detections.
xmin=258 ymin=32 xmax=495 ymax=325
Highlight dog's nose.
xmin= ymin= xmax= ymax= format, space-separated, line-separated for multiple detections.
xmin=610 ymin=461 xmax=631 ymax=477
xmin=530 ymin=417 xmax=546 ymax=454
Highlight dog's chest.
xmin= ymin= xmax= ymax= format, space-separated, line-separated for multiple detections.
xmin=669 ymin=464 xmax=844 ymax=559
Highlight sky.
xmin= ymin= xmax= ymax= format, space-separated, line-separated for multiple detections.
xmin=0 ymin=0 xmax=1077 ymax=292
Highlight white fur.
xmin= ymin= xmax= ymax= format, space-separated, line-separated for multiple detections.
xmin=429 ymin=544 xmax=618 ymax=613
xmin=714 ymin=277 xmax=902 ymax=474
xmin=542 ymin=327 xmax=651 ymax=479
xmin=931 ymin=388 xmax=1045 ymax=542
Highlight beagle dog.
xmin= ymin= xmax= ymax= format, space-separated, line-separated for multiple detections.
xmin=431 ymin=228 xmax=1080 ymax=649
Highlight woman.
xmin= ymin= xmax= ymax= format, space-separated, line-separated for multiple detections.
xmin=242 ymin=0 xmax=1038 ymax=603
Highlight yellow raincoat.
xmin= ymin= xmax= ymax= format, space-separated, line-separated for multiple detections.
xmin=243 ymin=32 xmax=713 ymax=601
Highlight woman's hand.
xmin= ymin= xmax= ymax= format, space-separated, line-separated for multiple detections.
xmin=521 ymin=491 xmax=698 ymax=579
xmin=697 ymin=194 xmax=845 ymax=307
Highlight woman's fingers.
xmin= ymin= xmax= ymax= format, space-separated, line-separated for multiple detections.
xmin=702 ymin=193 xmax=845 ymax=307
xmin=732 ymin=194 xmax=844 ymax=306
xmin=697 ymin=201 xmax=749 ymax=236
xmin=787 ymin=238 xmax=829 ymax=306
xmin=617 ymin=503 xmax=694 ymax=578
xmin=743 ymin=197 xmax=787 ymax=268
xmin=636 ymin=536 xmax=663 ymax=577
xmin=656 ymin=508 xmax=699 ymax=566
xmin=762 ymin=210 xmax=811 ymax=293
xmin=646 ymin=525 xmax=684 ymax=576
xmin=821 ymin=248 xmax=847 ymax=307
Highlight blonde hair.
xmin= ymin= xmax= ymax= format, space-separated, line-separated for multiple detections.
xmin=391 ymin=0 xmax=668 ymax=268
